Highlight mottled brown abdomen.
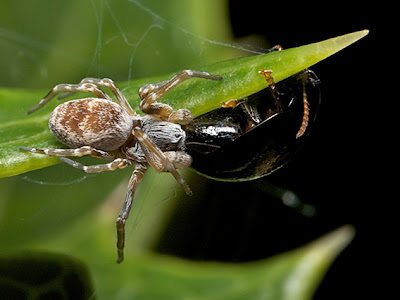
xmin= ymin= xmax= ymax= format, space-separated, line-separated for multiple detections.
xmin=49 ymin=98 xmax=133 ymax=151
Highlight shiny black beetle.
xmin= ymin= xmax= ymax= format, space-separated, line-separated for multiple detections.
xmin=184 ymin=69 xmax=321 ymax=181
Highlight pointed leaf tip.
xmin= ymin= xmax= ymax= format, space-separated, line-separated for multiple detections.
xmin=310 ymin=225 xmax=356 ymax=256
xmin=275 ymin=30 xmax=369 ymax=77
xmin=326 ymin=29 xmax=369 ymax=51
xmin=314 ymin=29 xmax=369 ymax=59
xmin=283 ymin=225 xmax=356 ymax=300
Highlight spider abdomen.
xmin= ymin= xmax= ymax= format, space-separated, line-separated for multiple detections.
xmin=49 ymin=98 xmax=133 ymax=151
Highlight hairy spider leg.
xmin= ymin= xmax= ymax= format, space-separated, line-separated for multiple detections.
xmin=27 ymin=83 xmax=111 ymax=114
xmin=21 ymin=146 xmax=129 ymax=173
xmin=58 ymin=78 xmax=136 ymax=116
xmin=132 ymin=127 xmax=192 ymax=196
xmin=139 ymin=70 xmax=222 ymax=124
xmin=59 ymin=157 xmax=131 ymax=173
xmin=138 ymin=70 xmax=221 ymax=101
xmin=116 ymin=163 xmax=147 ymax=263
xmin=163 ymin=151 xmax=192 ymax=170
xmin=19 ymin=146 xmax=115 ymax=159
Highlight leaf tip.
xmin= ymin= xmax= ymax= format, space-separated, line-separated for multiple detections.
xmin=346 ymin=29 xmax=369 ymax=43
xmin=361 ymin=29 xmax=370 ymax=37
xmin=331 ymin=29 xmax=369 ymax=52
xmin=320 ymin=225 xmax=356 ymax=255
xmin=283 ymin=225 xmax=355 ymax=299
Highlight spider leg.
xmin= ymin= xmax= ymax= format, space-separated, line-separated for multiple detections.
xmin=139 ymin=70 xmax=221 ymax=101
xmin=164 ymin=151 xmax=192 ymax=170
xmin=139 ymin=70 xmax=221 ymax=123
xmin=116 ymin=163 xmax=147 ymax=263
xmin=20 ymin=146 xmax=115 ymax=159
xmin=27 ymin=82 xmax=111 ymax=114
xmin=65 ymin=78 xmax=136 ymax=116
xmin=59 ymin=157 xmax=131 ymax=173
xmin=132 ymin=127 xmax=192 ymax=196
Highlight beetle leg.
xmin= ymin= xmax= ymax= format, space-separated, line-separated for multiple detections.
xmin=258 ymin=70 xmax=285 ymax=113
xmin=269 ymin=45 xmax=283 ymax=52
xmin=116 ymin=163 xmax=147 ymax=263
xmin=222 ymin=99 xmax=262 ymax=131
xmin=239 ymin=101 xmax=263 ymax=131
xmin=259 ymin=69 xmax=312 ymax=138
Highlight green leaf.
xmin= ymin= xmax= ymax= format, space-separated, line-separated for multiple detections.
xmin=113 ymin=226 xmax=354 ymax=300
xmin=0 ymin=30 xmax=368 ymax=179
xmin=0 ymin=156 xmax=355 ymax=299
xmin=0 ymin=252 xmax=94 ymax=300
xmin=3 ymin=224 xmax=353 ymax=299
xmin=163 ymin=30 xmax=369 ymax=117
xmin=0 ymin=166 xmax=184 ymax=252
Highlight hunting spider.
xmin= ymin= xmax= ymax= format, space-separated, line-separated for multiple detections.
xmin=21 ymin=70 xmax=222 ymax=263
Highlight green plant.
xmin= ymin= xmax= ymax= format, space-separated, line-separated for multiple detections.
xmin=0 ymin=1 xmax=368 ymax=298
xmin=0 ymin=31 xmax=368 ymax=178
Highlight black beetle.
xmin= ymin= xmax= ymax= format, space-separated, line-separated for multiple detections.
xmin=184 ymin=69 xmax=320 ymax=181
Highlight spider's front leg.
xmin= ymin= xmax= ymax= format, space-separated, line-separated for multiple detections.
xmin=116 ymin=163 xmax=147 ymax=263
xmin=27 ymin=82 xmax=111 ymax=114
xmin=59 ymin=78 xmax=135 ymax=116
xmin=138 ymin=70 xmax=222 ymax=124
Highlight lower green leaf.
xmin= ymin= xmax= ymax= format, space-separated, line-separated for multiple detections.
xmin=112 ymin=226 xmax=354 ymax=300
xmin=14 ymin=226 xmax=353 ymax=299
xmin=0 ymin=163 xmax=355 ymax=299
xmin=0 ymin=252 xmax=94 ymax=300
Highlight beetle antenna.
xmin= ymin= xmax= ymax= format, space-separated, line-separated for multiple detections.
xmin=296 ymin=75 xmax=310 ymax=138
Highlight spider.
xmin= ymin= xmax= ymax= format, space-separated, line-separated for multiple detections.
xmin=20 ymin=70 xmax=221 ymax=263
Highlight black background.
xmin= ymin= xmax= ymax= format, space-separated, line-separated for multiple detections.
xmin=156 ymin=2 xmax=382 ymax=299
